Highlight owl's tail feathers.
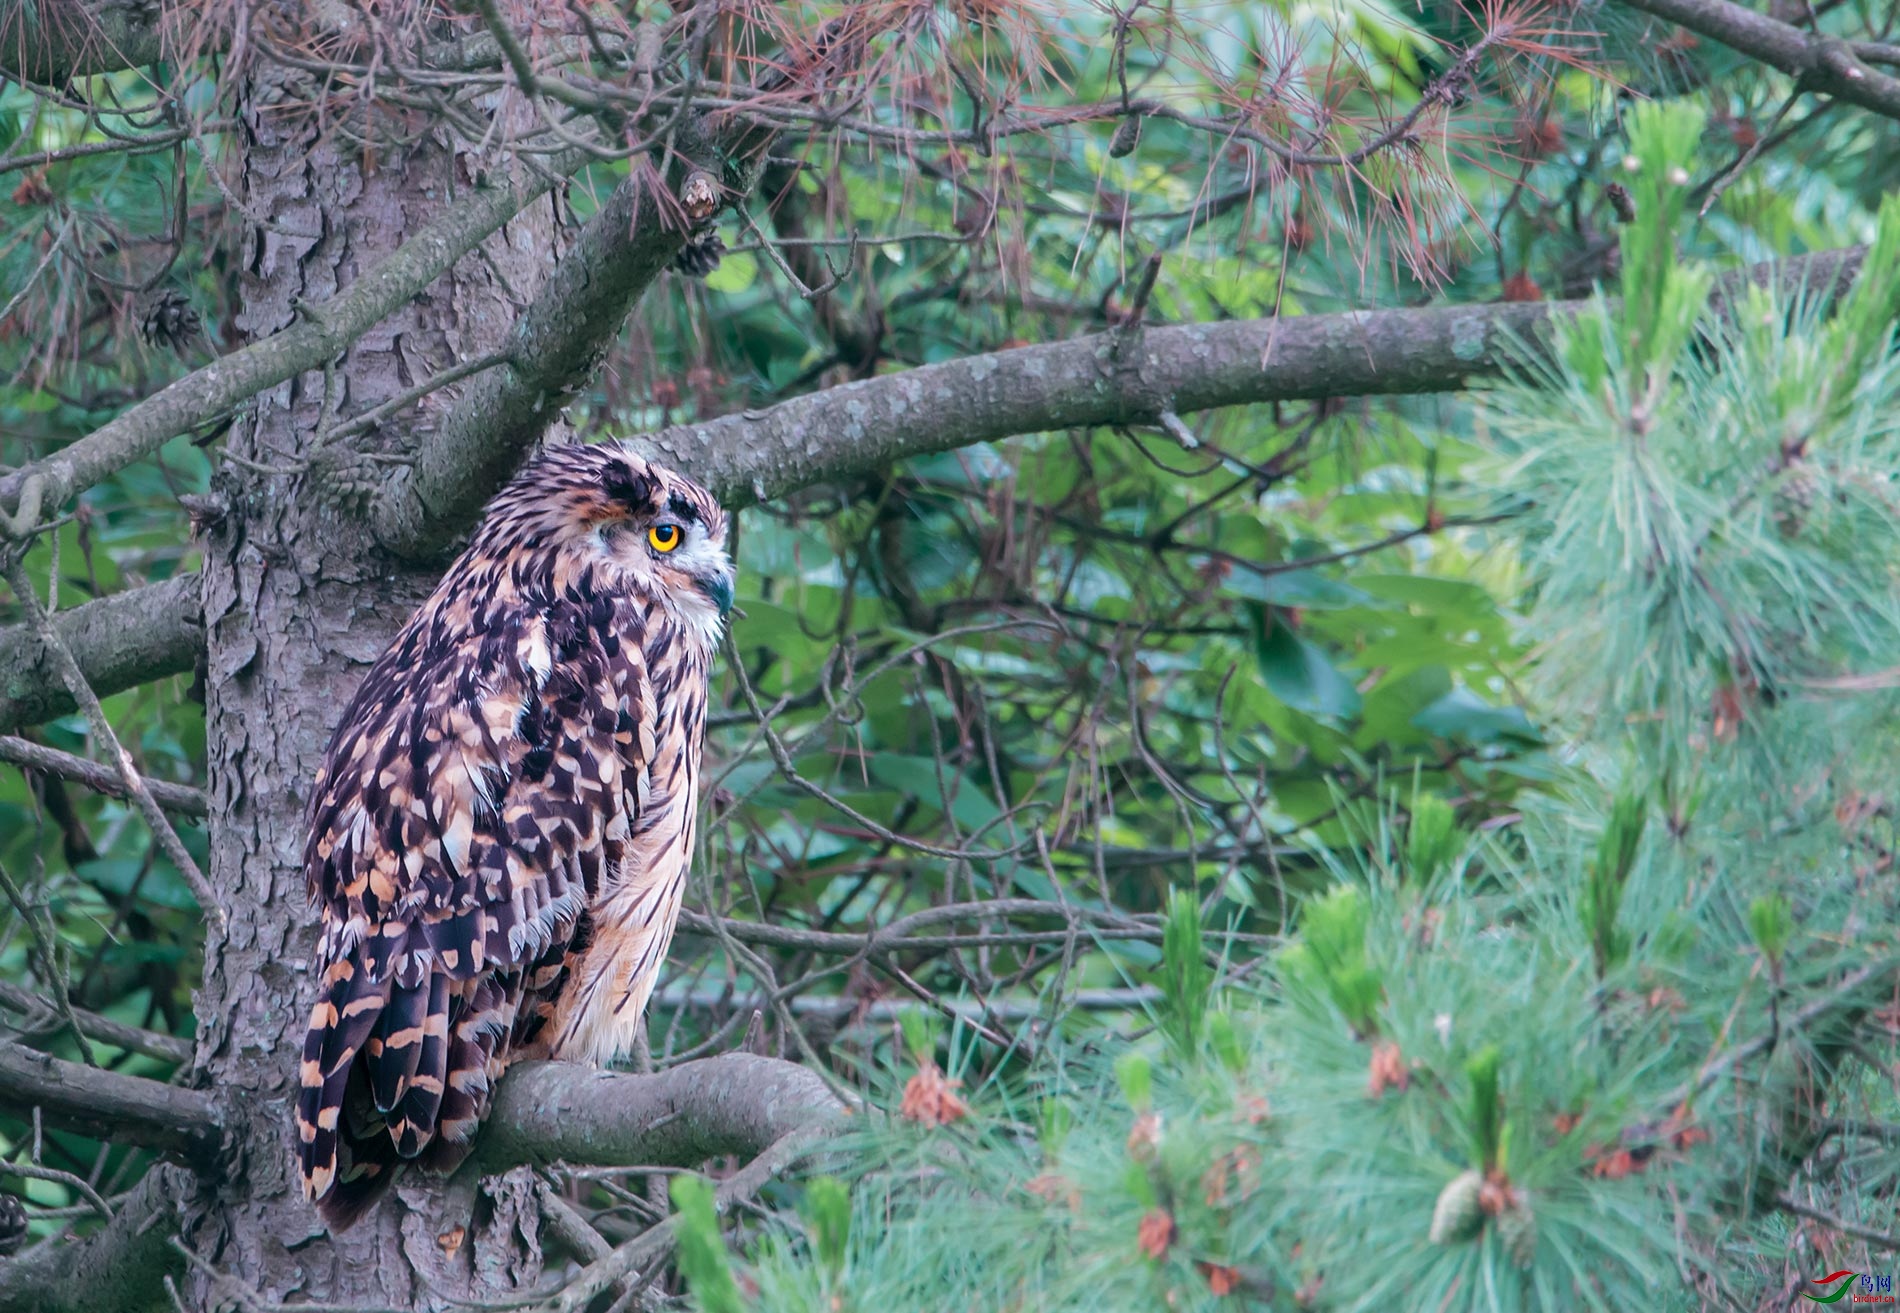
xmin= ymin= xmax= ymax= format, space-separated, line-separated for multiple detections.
xmin=418 ymin=974 xmax=520 ymax=1176
xmin=315 ymin=1064 xmax=405 ymax=1231
xmin=295 ymin=956 xmax=400 ymax=1231
xmin=296 ymin=961 xmax=521 ymax=1230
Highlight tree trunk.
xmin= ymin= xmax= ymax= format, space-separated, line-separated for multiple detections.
xmin=185 ymin=49 xmax=562 ymax=1309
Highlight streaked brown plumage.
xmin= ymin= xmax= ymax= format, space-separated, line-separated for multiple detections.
xmin=294 ymin=443 xmax=733 ymax=1229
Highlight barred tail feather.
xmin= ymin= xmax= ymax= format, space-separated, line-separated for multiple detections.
xmin=419 ymin=974 xmax=521 ymax=1176
xmin=295 ymin=957 xmax=394 ymax=1228
xmin=318 ymin=1061 xmax=404 ymax=1231
xmin=386 ymin=969 xmax=451 ymax=1158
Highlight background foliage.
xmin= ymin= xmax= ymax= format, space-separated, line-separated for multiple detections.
xmin=4 ymin=1 xmax=1900 ymax=1309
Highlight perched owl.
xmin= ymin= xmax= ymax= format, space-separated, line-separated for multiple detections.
xmin=294 ymin=443 xmax=733 ymax=1229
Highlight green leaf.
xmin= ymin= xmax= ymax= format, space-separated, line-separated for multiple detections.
xmin=1406 ymin=795 xmax=1465 ymax=884
xmin=1465 ymin=1044 xmax=1503 ymax=1171
xmin=1115 ymin=1051 xmax=1153 ymax=1111
xmin=801 ymin=1177 xmax=852 ymax=1275
xmin=1220 ymin=564 xmax=1375 ymax=610
xmin=1747 ymin=893 xmax=1795 ymax=967
xmin=1353 ymin=574 xmax=1497 ymax=613
xmin=1411 ymin=688 xmax=1538 ymax=744
xmin=1247 ymin=606 xmax=1361 ymax=720
xmin=1158 ymin=888 xmax=1211 ymax=1061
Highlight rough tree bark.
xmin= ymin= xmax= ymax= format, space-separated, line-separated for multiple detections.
xmin=184 ymin=45 xmax=572 ymax=1310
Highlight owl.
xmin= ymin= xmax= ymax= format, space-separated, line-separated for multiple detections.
xmin=294 ymin=443 xmax=734 ymax=1229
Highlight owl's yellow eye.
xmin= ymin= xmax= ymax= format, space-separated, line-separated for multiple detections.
xmin=648 ymin=524 xmax=683 ymax=552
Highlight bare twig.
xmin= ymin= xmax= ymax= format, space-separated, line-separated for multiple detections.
xmin=0 ymin=978 xmax=192 ymax=1064
xmin=0 ymin=735 xmax=208 ymax=817
xmin=1 ymin=558 xmax=223 ymax=932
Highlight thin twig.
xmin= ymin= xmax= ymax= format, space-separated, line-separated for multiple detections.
xmin=0 ymin=1158 xmax=112 ymax=1220
xmin=0 ymin=735 xmax=209 ymax=817
xmin=542 ymin=1127 xmax=832 ymax=1313
xmin=0 ymin=977 xmax=192 ymax=1063
xmin=0 ymin=557 xmax=224 ymax=933
xmin=1775 ymin=1191 xmax=1900 ymax=1250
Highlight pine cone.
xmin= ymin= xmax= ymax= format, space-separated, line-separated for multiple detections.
xmin=0 ymin=1193 xmax=28 ymax=1255
xmin=1496 ymin=1199 xmax=1537 ymax=1269
xmin=1774 ymin=466 xmax=1819 ymax=537
xmin=673 ymin=228 xmax=726 ymax=279
xmin=138 ymin=287 xmax=203 ymax=355
xmin=1109 ymin=114 xmax=1143 ymax=159
xmin=1429 ymin=1169 xmax=1485 ymax=1244
xmin=1605 ymin=182 xmax=1636 ymax=225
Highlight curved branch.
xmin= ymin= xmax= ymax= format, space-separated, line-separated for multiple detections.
xmin=0 ymin=1041 xmax=219 ymax=1161
xmin=0 ymin=1162 xmax=191 ymax=1313
xmin=0 ymin=147 xmax=591 ymax=528
xmin=366 ymin=12 xmax=892 ymax=559
xmin=369 ymin=157 xmax=714 ymax=560
xmin=0 ymin=575 xmax=202 ymax=732
xmin=632 ymin=247 xmax=1867 ymax=509
xmin=1616 ymin=0 xmax=1900 ymax=123
xmin=473 ymin=1052 xmax=848 ymax=1176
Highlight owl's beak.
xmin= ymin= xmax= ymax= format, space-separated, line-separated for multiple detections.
xmin=696 ymin=570 xmax=734 ymax=618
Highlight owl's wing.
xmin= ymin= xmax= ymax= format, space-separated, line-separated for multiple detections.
xmin=295 ymin=588 xmax=649 ymax=1228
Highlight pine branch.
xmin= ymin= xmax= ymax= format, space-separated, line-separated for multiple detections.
xmin=0 ymin=574 xmax=201 ymax=732
xmin=368 ymin=153 xmax=725 ymax=559
xmin=365 ymin=10 xmax=902 ymax=560
xmin=0 ymin=145 xmax=593 ymax=532
xmin=0 ymin=1041 xmax=220 ymax=1161
xmin=631 ymin=247 xmax=1869 ymax=511
xmin=0 ymin=0 xmax=178 ymax=84
xmin=1616 ymin=0 xmax=1900 ymax=123
xmin=0 ymin=1162 xmax=190 ymax=1313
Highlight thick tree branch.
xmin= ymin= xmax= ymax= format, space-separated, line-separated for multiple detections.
xmin=0 ymin=250 xmax=1867 ymax=736
xmin=633 ymin=246 xmax=1867 ymax=509
xmin=369 ymin=158 xmax=715 ymax=559
xmin=0 ymin=0 xmax=175 ymax=84
xmin=1617 ymin=0 xmax=1900 ymax=122
xmin=0 ymin=147 xmax=590 ymax=530
xmin=0 ymin=1162 xmax=191 ymax=1313
xmin=0 ymin=1041 xmax=219 ymax=1161
xmin=0 ymin=575 xmax=201 ymax=732
xmin=472 ymin=1052 xmax=847 ymax=1176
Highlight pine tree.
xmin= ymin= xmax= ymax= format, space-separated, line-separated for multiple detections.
xmin=670 ymin=104 xmax=1900 ymax=1313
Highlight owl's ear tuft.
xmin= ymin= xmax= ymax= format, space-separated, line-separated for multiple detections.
xmin=601 ymin=460 xmax=658 ymax=515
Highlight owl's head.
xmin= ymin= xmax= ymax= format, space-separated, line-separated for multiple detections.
xmin=477 ymin=442 xmax=735 ymax=642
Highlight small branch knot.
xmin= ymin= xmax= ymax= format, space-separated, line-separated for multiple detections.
xmin=680 ymin=170 xmax=721 ymax=224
